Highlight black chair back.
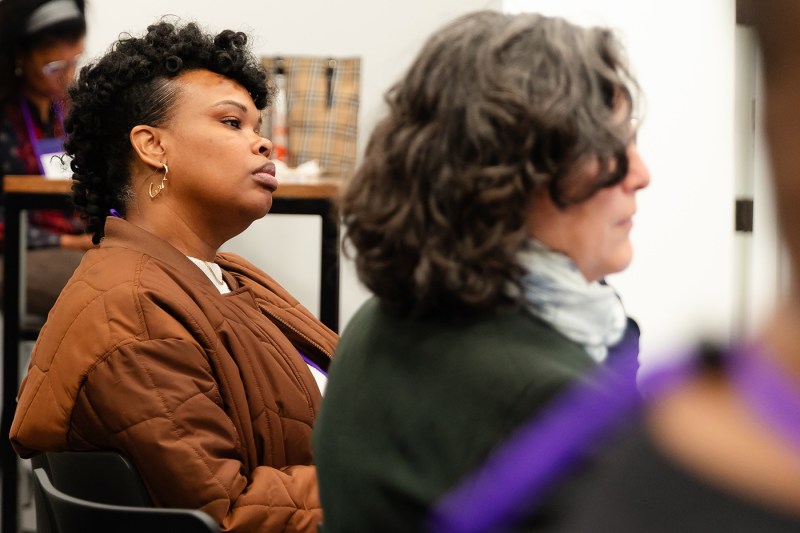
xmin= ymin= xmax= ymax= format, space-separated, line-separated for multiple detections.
xmin=33 ymin=451 xmax=152 ymax=507
xmin=33 ymin=468 xmax=220 ymax=533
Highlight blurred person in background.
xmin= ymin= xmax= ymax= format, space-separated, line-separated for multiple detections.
xmin=0 ymin=0 xmax=93 ymax=317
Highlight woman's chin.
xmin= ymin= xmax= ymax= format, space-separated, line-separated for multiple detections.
xmin=246 ymin=199 xmax=274 ymax=221
xmin=592 ymin=249 xmax=634 ymax=281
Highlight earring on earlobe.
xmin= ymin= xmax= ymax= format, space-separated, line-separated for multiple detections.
xmin=148 ymin=163 xmax=169 ymax=198
xmin=14 ymin=65 xmax=22 ymax=77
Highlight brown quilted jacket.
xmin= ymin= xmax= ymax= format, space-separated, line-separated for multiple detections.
xmin=10 ymin=218 xmax=338 ymax=532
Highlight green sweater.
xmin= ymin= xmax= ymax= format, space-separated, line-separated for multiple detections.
xmin=313 ymin=298 xmax=596 ymax=532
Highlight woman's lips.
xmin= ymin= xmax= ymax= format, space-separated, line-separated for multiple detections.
xmin=253 ymin=162 xmax=278 ymax=190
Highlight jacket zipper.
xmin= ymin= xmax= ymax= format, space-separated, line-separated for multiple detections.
xmin=259 ymin=303 xmax=332 ymax=419
xmin=259 ymin=304 xmax=333 ymax=360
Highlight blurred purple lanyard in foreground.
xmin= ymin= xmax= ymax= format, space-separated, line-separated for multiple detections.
xmin=427 ymin=340 xmax=800 ymax=533
xmin=728 ymin=343 xmax=800 ymax=452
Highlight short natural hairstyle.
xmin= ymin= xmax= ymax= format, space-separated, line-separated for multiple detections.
xmin=65 ymin=20 xmax=272 ymax=244
xmin=340 ymin=10 xmax=638 ymax=318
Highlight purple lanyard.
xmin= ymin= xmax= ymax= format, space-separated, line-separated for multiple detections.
xmin=428 ymin=330 xmax=645 ymax=533
xmin=428 ymin=341 xmax=800 ymax=533
xmin=299 ymin=349 xmax=328 ymax=376
xmin=20 ymin=96 xmax=64 ymax=175
xmin=728 ymin=343 xmax=800 ymax=453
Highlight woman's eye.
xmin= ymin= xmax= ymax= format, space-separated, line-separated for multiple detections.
xmin=222 ymin=118 xmax=241 ymax=129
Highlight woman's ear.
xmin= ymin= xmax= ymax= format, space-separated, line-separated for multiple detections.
xmin=526 ymin=187 xmax=558 ymax=240
xmin=130 ymin=125 xmax=166 ymax=168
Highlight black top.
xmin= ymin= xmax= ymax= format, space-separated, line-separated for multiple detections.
xmin=552 ymin=422 xmax=800 ymax=533
xmin=420 ymin=340 xmax=800 ymax=533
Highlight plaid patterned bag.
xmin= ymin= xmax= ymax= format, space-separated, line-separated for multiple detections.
xmin=261 ymin=56 xmax=360 ymax=178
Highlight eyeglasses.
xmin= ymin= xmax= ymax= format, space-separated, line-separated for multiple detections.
xmin=629 ymin=117 xmax=642 ymax=144
xmin=41 ymin=55 xmax=82 ymax=77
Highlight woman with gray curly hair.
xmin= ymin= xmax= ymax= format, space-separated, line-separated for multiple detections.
xmin=314 ymin=10 xmax=649 ymax=532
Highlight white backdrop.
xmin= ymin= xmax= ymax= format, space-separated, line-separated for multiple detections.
xmin=82 ymin=0 xmax=764 ymax=371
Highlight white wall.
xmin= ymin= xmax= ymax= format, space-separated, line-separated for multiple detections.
xmin=507 ymin=0 xmax=738 ymax=370
xmin=740 ymin=26 xmax=791 ymax=339
xmin=84 ymin=1 xmax=747 ymax=371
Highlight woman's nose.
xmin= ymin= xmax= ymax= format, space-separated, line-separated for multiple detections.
xmin=623 ymin=143 xmax=650 ymax=192
xmin=256 ymin=136 xmax=273 ymax=158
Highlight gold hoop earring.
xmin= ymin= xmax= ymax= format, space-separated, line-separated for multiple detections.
xmin=148 ymin=163 xmax=169 ymax=198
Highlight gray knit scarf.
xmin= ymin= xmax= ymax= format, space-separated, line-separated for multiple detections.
xmin=519 ymin=239 xmax=628 ymax=362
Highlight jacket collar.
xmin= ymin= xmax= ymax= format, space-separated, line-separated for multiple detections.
xmin=102 ymin=217 xmax=238 ymax=291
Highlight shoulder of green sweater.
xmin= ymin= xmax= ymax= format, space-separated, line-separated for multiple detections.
xmin=341 ymin=297 xmax=591 ymax=363
xmin=346 ymin=297 xmax=573 ymax=338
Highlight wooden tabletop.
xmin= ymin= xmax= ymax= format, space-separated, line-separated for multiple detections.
xmin=3 ymin=175 xmax=342 ymax=199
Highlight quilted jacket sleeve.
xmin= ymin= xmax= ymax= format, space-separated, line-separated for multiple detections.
xmin=69 ymin=337 xmax=322 ymax=533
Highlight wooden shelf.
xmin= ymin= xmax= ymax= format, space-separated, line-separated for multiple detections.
xmin=3 ymin=175 xmax=342 ymax=199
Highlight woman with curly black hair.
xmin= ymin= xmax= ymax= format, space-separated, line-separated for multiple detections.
xmin=11 ymin=20 xmax=337 ymax=532
xmin=314 ymin=11 xmax=649 ymax=531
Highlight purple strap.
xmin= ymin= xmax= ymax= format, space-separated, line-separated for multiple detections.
xmin=20 ymin=97 xmax=45 ymax=175
xmin=428 ymin=327 xmax=648 ymax=533
xmin=20 ymin=96 xmax=64 ymax=175
xmin=299 ymin=349 xmax=328 ymax=376
xmin=729 ymin=343 xmax=800 ymax=453
xmin=428 ymin=338 xmax=800 ymax=533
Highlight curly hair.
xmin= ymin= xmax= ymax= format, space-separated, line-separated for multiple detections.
xmin=340 ymin=10 xmax=638 ymax=318
xmin=64 ymin=20 xmax=272 ymax=244
xmin=0 ymin=0 xmax=87 ymax=108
